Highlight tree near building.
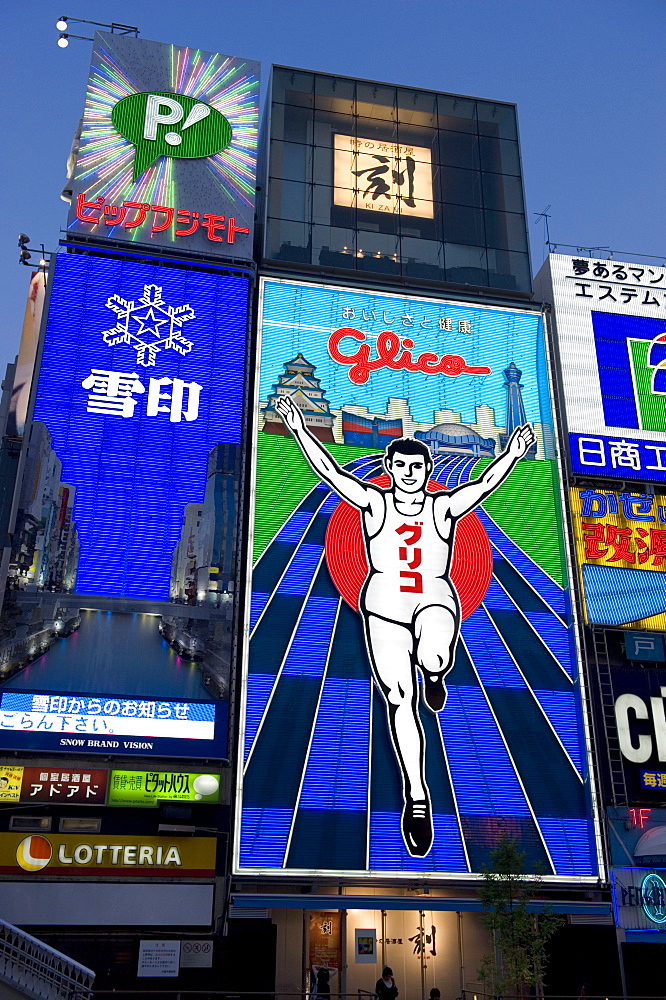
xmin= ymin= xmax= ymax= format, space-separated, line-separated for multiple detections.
xmin=477 ymin=837 xmax=563 ymax=997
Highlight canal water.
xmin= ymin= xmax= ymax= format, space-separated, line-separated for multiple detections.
xmin=4 ymin=610 xmax=213 ymax=701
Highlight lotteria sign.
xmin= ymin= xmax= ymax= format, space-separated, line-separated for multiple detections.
xmin=4 ymin=834 xmax=215 ymax=876
xmin=235 ymin=277 xmax=600 ymax=881
xmin=66 ymin=31 xmax=259 ymax=258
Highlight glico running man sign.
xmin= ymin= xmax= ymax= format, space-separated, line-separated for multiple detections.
xmin=234 ymin=277 xmax=601 ymax=880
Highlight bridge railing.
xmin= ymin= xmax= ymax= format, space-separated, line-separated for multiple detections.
xmin=0 ymin=918 xmax=95 ymax=1000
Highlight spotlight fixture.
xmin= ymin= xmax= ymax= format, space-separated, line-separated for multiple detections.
xmin=18 ymin=233 xmax=31 ymax=264
xmin=54 ymin=16 xmax=139 ymax=47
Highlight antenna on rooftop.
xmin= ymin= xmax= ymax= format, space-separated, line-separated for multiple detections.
xmin=534 ymin=205 xmax=552 ymax=247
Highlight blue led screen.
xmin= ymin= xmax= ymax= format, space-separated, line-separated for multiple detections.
xmin=235 ymin=277 xmax=600 ymax=880
xmin=32 ymin=253 xmax=248 ymax=600
xmin=0 ymin=689 xmax=227 ymax=760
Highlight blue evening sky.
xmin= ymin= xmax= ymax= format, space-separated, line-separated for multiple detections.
xmin=2 ymin=0 xmax=663 ymax=374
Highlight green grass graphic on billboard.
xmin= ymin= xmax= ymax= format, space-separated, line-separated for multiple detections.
xmin=236 ymin=277 xmax=599 ymax=879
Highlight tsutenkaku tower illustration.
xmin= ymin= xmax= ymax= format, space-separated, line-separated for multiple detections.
xmin=499 ymin=361 xmax=537 ymax=456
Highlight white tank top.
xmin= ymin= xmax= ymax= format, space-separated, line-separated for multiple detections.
xmin=362 ymin=492 xmax=459 ymax=623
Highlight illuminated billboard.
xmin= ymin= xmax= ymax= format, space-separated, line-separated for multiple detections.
xmin=0 ymin=691 xmax=224 ymax=759
xmin=0 ymin=250 xmax=247 ymax=759
xmin=333 ymin=135 xmax=434 ymax=218
xmin=599 ymin=664 xmax=666 ymax=802
xmin=30 ymin=252 xmax=248 ymax=600
xmin=0 ymin=766 xmax=220 ymax=805
xmin=611 ymin=866 xmax=666 ymax=931
xmin=0 ymin=765 xmax=108 ymax=804
xmin=534 ymin=254 xmax=666 ymax=483
xmin=570 ymin=486 xmax=666 ymax=630
xmin=234 ymin=276 xmax=600 ymax=880
xmin=0 ymin=833 xmax=215 ymax=876
xmin=66 ymin=32 xmax=259 ymax=259
xmin=107 ymin=769 xmax=220 ymax=806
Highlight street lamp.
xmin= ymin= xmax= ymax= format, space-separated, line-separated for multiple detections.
xmin=54 ymin=16 xmax=139 ymax=47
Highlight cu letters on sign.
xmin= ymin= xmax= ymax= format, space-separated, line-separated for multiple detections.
xmin=615 ymin=691 xmax=666 ymax=763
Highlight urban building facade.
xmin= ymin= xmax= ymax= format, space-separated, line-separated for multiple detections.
xmin=0 ymin=29 xmax=260 ymax=995
xmin=232 ymin=69 xmax=609 ymax=1000
xmin=534 ymin=254 xmax=666 ymax=995
xmin=260 ymin=67 xmax=531 ymax=294
xmin=0 ymin=31 xmax=653 ymax=1000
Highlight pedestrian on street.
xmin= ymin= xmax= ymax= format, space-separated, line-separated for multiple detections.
xmin=316 ymin=968 xmax=331 ymax=999
xmin=375 ymin=967 xmax=398 ymax=1000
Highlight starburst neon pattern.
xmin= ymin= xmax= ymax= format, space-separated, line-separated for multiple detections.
xmin=103 ymin=284 xmax=195 ymax=367
xmin=69 ymin=39 xmax=259 ymax=241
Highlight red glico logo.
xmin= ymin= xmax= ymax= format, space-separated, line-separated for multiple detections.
xmin=328 ymin=327 xmax=492 ymax=385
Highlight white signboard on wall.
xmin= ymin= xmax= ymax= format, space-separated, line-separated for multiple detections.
xmin=534 ymin=253 xmax=666 ymax=484
xmin=137 ymin=940 xmax=180 ymax=977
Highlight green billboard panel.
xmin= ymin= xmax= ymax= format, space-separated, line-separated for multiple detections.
xmin=108 ymin=770 xmax=220 ymax=807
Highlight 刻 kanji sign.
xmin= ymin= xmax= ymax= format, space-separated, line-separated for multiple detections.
xmin=334 ymin=134 xmax=433 ymax=218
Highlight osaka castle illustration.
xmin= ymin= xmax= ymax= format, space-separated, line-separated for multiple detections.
xmin=262 ymin=353 xmax=336 ymax=442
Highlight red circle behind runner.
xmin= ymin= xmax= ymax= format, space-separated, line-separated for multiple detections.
xmin=324 ymin=475 xmax=492 ymax=619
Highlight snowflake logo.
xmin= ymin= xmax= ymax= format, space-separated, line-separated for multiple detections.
xmin=102 ymin=284 xmax=195 ymax=367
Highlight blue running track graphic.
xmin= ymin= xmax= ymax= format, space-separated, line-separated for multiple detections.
xmin=239 ymin=451 xmax=597 ymax=877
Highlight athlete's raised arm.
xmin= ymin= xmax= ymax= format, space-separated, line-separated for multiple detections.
xmin=442 ymin=424 xmax=536 ymax=519
xmin=275 ymin=396 xmax=380 ymax=510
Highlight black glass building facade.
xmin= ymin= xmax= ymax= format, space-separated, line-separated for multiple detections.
xmin=260 ymin=66 xmax=531 ymax=294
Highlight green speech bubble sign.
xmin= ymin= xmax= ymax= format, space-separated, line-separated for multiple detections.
xmin=112 ymin=91 xmax=232 ymax=181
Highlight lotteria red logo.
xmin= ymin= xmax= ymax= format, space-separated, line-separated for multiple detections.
xmin=328 ymin=327 xmax=492 ymax=385
xmin=16 ymin=835 xmax=52 ymax=872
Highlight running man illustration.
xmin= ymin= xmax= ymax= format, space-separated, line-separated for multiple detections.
xmin=276 ymin=395 xmax=536 ymax=857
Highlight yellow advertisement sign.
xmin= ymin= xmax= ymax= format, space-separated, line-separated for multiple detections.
xmin=570 ymin=487 xmax=666 ymax=630
xmin=0 ymin=833 xmax=216 ymax=876
xmin=0 ymin=766 xmax=23 ymax=802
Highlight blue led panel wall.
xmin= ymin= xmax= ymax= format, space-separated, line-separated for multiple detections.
xmin=234 ymin=277 xmax=602 ymax=881
xmin=32 ymin=252 xmax=248 ymax=600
